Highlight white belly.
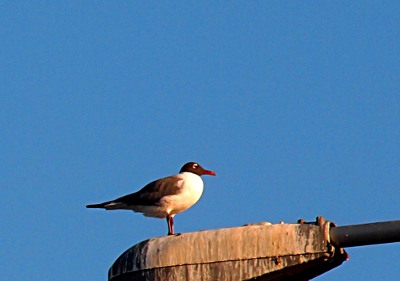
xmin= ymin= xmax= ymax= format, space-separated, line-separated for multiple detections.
xmin=133 ymin=172 xmax=204 ymax=218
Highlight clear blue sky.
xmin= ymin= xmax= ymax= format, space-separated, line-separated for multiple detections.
xmin=1 ymin=2 xmax=399 ymax=280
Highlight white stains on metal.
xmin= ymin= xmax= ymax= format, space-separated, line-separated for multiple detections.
xmin=243 ymin=221 xmax=272 ymax=226
xmin=108 ymin=221 xmax=333 ymax=281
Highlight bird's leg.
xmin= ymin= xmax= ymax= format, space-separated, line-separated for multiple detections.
xmin=170 ymin=216 xmax=174 ymax=235
xmin=166 ymin=215 xmax=174 ymax=235
xmin=166 ymin=215 xmax=181 ymax=236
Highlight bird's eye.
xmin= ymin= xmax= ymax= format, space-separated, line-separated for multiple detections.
xmin=193 ymin=163 xmax=198 ymax=169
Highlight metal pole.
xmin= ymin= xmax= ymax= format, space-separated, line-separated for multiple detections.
xmin=330 ymin=220 xmax=400 ymax=248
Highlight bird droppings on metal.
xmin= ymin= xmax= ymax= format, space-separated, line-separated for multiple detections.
xmin=243 ymin=222 xmax=272 ymax=226
xmin=108 ymin=216 xmax=348 ymax=281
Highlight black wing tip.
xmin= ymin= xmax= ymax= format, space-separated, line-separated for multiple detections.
xmin=86 ymin=203 xmax=105 ymax=209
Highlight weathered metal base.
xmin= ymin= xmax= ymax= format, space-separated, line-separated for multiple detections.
xmin=108 ymin=217 xmax=348 ymax=281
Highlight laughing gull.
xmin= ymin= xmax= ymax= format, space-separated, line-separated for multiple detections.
xmin=86 ymin=162 xmax=216 ymax=235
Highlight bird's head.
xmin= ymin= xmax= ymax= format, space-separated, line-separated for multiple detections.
xmin=180 ymin=162 xmax=216 ymax=177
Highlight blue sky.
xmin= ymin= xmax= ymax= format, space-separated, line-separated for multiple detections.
xmin=1 ymin=2 xmax=399 ymax=280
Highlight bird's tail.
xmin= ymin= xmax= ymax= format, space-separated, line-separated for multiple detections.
xmin=86 ymin=202 xmax=108 ymax=209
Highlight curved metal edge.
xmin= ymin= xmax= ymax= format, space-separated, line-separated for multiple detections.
xmin=322 ymin=220 xmax=349 ymax=261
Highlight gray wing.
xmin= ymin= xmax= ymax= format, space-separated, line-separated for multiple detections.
xmin=110 ymin=175 xmax=184 ymax=207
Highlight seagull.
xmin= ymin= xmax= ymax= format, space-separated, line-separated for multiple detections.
xmin=86 ymin=162 xmax=216 ymax=235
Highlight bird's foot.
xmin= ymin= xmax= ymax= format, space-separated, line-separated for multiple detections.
xmin=167 ymin=232 xmax=181 ymax=236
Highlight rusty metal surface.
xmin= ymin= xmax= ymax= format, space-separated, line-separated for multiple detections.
xmin=112 ymin=253 xmax=333 ymax=281
xmin=108 ymin=217 xmax=347 ymax=281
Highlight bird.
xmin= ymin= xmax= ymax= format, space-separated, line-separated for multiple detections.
xmin=86 ymin=162 xmax=216 ymax=235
